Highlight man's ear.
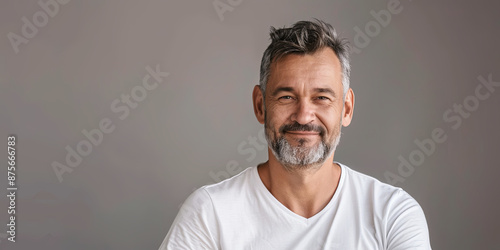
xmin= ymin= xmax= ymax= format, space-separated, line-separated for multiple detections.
xmin=342 ymin=88 xmax=354 ymax=127
xmin=252 ymin=85 xmax=265 ymax=124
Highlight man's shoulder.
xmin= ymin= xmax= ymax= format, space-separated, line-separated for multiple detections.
xmin=341 ymin=163 xmax=399 ymax=190
xmin=178 ymin=166 xmax=255 ymax=217
xmin=201 ymin=166 xmax=256 ymax=198
xmin=339 ymin=162 xmax=417 ymax=206
xmin=339 ymin=163 xmax=431 ymax=248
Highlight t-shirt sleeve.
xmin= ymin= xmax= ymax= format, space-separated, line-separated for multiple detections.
xmin=158 ymin=188 xmax=219 ymax=250
xmin=385 ymin=189 xmax=432 ymax=250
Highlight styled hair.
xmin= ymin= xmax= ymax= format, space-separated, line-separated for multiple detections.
xmin=259 ymin=19 xmax=351 ymax=98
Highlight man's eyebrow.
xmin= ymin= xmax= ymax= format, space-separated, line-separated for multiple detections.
xmin=271 ymin=87 xmax=294 ymax=96
xmin=314 ymin=88 xmax=336 ymax=97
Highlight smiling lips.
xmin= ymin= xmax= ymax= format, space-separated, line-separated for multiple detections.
xmin=285 ymin=131 xmax=320 ymax=136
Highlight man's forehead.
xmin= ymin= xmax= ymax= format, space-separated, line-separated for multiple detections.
xmin=267 ymin=48 xmax=343 ymax=92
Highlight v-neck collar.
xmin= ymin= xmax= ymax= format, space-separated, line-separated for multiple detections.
xmin=252 ymin=162 xmax=346 ymax=225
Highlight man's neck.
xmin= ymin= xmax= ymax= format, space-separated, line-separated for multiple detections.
xmin=257 ymin=151 xmax=341 ymax=219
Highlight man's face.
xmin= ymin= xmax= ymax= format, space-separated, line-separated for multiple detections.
xmin=259 ymin=48 xmax=351 ymax=170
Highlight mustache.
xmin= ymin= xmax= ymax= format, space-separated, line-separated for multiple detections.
xmin=279 ymin=122 xmax=326 ymax=136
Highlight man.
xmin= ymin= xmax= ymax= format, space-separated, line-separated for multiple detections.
xmin=159 ymin=19 xmax=431 ymax=249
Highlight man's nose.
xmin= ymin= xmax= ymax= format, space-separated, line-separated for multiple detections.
xmin=291 ymin=99 xmax=315 ymax=125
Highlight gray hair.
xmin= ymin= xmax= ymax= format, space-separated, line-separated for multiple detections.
xmin=259 ymin=19 xmax=351 ymax=99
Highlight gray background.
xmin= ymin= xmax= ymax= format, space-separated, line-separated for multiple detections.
xmin=1 ymin=0 xmax=499 ymax=249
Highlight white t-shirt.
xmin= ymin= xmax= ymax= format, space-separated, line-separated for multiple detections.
xmin=159 ymin=162 xmax=431 ymax=249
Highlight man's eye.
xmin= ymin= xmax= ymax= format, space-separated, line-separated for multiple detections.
xmin=316 ymin=96 xmax=330 ymax=100
xmin=279 ymin=96 xmax=293 ymax=100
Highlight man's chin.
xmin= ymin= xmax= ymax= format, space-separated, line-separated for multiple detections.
xmin=277 ymin=148 xmax=327 ymax=167
xmin=279 ymin=157 xmax=327 ymax=172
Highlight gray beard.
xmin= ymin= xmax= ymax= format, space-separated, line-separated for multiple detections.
xmin=265 ymin=122 xmax=342 ymax=171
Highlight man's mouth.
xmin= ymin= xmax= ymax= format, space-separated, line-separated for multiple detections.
xmin=278 ymin=122 xmax=326 ymax=137
xmin=285 ymin=131 xmax=320 ymax=136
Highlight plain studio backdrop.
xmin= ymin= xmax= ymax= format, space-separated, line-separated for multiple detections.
xmin=1 ymin=0 xmax=499 ymax=249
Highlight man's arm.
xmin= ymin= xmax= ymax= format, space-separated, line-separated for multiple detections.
xmin=386 ymin=189 xmax=432 ymax=250
xmin=158 ymin=188 xmax=219 ymax=250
